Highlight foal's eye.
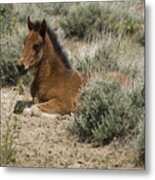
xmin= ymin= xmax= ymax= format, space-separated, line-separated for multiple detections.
xmin=33 ymin=44 xmax=40 ymax=51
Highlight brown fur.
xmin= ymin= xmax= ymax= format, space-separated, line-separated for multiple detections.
xmin=17 ymin=17 xmax=130 ymax=114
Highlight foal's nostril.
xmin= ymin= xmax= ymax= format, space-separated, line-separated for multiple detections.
xmin=17 ymin=64 xmax=24 ymax=71
xmin=17 ymin=64 xmax=26 ymax=74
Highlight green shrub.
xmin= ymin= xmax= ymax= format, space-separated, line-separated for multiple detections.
xmin=60 ymin=2 xmax=144 ymax=43
xmin=0 ymin=4 xmax=33 ymax=86
xmin=102 ymin=6 xmax=143 ymax=37
xmin=0 ymin=4 xmax=19 ymax=86
xmin=60 ymin=3 xmax=102 ymax=40
xmin=136 ymin=29 xmax=145 ymax=46
xmin=136 ymin=121 xmax=145 ymax=165
xmin=1 ymin=59 xmax=19 ymax=86
xmin=70 ymin=78 xmax=144 ymax=145
xmin=0 ymin=4 xmax=15 ymax=35
xmin=0 ymin=27 xmax=32 ymax=86
xmin=131 ymin=85 xmax=145 ymax=166
xmin=1 ymin=37 xmax=20 ymax=86
xmin=43 ymin=2 xmax=70 ymax=16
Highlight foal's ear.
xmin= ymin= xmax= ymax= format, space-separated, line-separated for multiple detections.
xmin=40 ymin=19 xmax=46 ymax=38
xmin=27 ymin=16 xmax=33 ymax=31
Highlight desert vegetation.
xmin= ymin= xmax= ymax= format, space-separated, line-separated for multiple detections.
xmin=0 ymin=1 xmax=145 ymax=168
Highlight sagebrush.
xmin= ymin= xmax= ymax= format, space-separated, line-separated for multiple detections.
xmin=69 ymin=78 xmax=144 ymax=146
xmin=60 ymin=2 xmax=144 ymax=41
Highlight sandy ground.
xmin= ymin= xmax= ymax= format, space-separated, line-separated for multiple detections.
xmin=1 ymin=87 xmax=142 ymax=169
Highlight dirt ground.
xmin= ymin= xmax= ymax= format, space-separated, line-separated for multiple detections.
xmin=1 ymin=87 xmax=142 ymax=169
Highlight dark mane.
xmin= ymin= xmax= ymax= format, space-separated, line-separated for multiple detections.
xmin=32 ymin=21 xmax=71 ymax=69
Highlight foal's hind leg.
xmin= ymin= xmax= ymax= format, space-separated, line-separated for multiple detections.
xmin=38 ymin=99 xmax=69 ymax=114
xmin=23 ymin=99 xmax=72 ymax=116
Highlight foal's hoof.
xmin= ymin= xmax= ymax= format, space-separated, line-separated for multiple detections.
xmin=23 ymin=105 xmax=41 ymax=117
xmin=31 ymin=105 xmax=42 ymax=117
xmin=14 ymin=100 xmax=33 ymax=114
xmin=23 ymin=108 xmax=32 ymax=116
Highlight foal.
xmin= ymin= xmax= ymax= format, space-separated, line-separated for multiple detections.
xmin=17 ymin=17 xmax=82 ymax=114
xmin=17 ymin=17 xmax=130 ymax=115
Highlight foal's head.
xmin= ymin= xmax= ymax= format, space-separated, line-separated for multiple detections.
xmin=17 ymin=17 xmax=47 ymax=74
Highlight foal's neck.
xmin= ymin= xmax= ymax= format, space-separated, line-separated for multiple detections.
xmin=43 ymin=33 xmax=66 ymax=72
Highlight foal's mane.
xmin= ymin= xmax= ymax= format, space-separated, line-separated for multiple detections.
xmin=32 ymin=21 xmax=71 ymax=69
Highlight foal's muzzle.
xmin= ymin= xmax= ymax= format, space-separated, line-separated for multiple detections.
xmin=17 ymin=64 xmax=27 ymax=75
